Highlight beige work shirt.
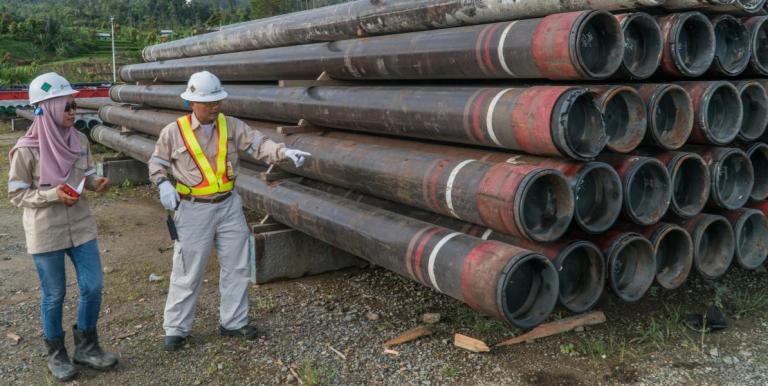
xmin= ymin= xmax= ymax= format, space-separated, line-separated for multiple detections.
xmin=8 ymin=132 xmax=99 ymax=255
xmin=149 ymin=114 xmax=286 ymax=198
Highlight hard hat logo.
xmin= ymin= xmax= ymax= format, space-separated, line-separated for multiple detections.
xmin=180 ymin=71 xmax=228 ymax=103
xmin=41 ymin=83 xmax=52 ymax=92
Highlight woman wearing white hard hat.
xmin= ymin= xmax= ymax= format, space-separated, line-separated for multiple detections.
xmin=149 ymin=71 xmax=311 ymax=351
xmin=8 ymin=72 xmax=117 ymax=381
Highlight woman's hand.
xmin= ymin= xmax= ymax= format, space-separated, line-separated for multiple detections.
xmin=93 ymin=177 xmax=110 ymax=193
xmin=56 ymin=185 xmax=79 ymax=206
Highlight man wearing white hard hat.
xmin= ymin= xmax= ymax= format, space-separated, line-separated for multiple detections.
xmin=148 ymin=71 xmax=310 ymax=351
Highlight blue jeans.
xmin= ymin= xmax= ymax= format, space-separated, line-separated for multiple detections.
xmin=32 ymin=239 xmax=103 ymax=339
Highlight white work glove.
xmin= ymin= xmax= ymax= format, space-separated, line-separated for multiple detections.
xmin=159 ymin=181 xmax=180 ymax=210
xmin=284 ymin=149 xmax=311 ymax=168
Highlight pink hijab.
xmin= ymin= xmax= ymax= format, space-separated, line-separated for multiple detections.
xmin=10 ymin=97 xmax=81 ymax=187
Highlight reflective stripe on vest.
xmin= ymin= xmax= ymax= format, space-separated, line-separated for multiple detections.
xmin=175 ymin=113 xmax=234 ymax=196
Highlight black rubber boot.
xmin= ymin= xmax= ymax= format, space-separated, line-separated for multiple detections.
xmin=219 ymin=324 xmax=261 ymax=340
xmin=44 ymin=335 xmax=78 ymax=382
xmin=72 ymin=325 xmax=118 ymax=370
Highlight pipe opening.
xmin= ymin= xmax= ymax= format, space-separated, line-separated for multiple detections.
xmin=712 ymin=16 xmax=751 ymax=75
xmin=622 ymin=13 xmax=663 ymax=79
xmin=714 ymin=151 xmax=753 ymax=209
xmin=674 ymin=14 xmax=715 ymax=76
xmin=705 ymin=84 xmax=742 ymax=144
xmin=501 ymin=254 xmax=558 ymax=329
xmin=560 ymin=91 xmax=605 ymax=159
xmin=604 ymin=89 xmax=646 ymax=153
xmin=573 ymin=163 xmax=622 ymax=233
xmin=651 ymin=86 xmax=692 ymax=150
xmin=739 ymin=84 xmax=768 ymax=141
xmin=627 ymin=160 xmax=670 ymax=225
xmin=749 ymin=144 xmax=768 ymax=200
xmin=672 ymin=155 xmax=709 ymax=217
xmin=576 ymin=11 xmax=624 ymax=78
xmin=74 ymin=119 xmax=87 ymax=130
xmin=739 ymin=0 xmax=767 ymax=12
xmin=610 ymin=235 xmax=655 ymax=302
xmin=736 ymin=211 xmax=768 ymax=269
xmin=695 ymin=217 xmax=735 ymax=279
xmin=752 ymin=18 xmax=768 ymax=74
xmin=655 ymin=226 xmax=693 ymax=290
xmin=520 ymin=171 xmax=574 ymax=242
xmin=557 ymin=242 xmax=605 ymax=313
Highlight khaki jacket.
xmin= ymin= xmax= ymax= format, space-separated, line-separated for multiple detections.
xmin=8 ymin=132 xmax=99 ymax=254
xmin=149 ymin=114 xmax=286 ymax=198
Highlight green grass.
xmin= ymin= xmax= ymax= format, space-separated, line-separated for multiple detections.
xmin=0 ymin=37 xmax=47 ymax=62
xmin=454 ymin=304 xmax=511 ymax=337
xmin=295 ymin=360 xmax=335 ymax=385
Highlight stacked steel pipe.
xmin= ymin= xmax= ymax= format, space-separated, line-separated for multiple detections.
xmin=91 ymin=0 xmax=768 ymax=329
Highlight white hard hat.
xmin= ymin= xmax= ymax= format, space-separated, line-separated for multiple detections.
xmin=28 ymin=72 xmax=79 ymax=105
xmin=180 ymin=71 xmax=228 ymax=102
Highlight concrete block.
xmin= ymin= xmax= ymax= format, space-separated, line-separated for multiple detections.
xmin=250 ymin=229 xmax=367 ymax=284
xmin=97 ymin=158 xmax=150 ymax=187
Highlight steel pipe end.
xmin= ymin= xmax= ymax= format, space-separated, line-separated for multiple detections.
xmin=572 ymin=162 xmax=623 ymax=234
xmin=572 ymin=11 xmax=624 ymax=79
xmin=669 ymin=153 xmax=710 ymax=218
xmin=499 ymin=253 xmax=559 ymax=329
xmin=555 ymin=241 xmax=605 ymax=314
xmin=87 ymin=119 xmax=101 ymax=130
xmin=625 ymin=157 xmax=672 ymax=225
xmin=730 ymin=209 xmax=768 ymax=269
xmin=738 ymin=0 xmax=768 ymax=13
xmin=710 ymin=15 xmax=751 ymax=76
xmin=600 ymin=86 xmax=647 ymax=153
xmin=647 ymin=84 xmax=693 ymax=150
xmin=689 ymin=214 xmax=735 ymax=279
xmin=662 ymin=12 xmax=716 ymax=77
xmin=74 ymin=119 xmax=87 ymax=130
xmin=746 ymin=16 xmax=768 ymax=75
xmin=748 ymin=143 xmax=768 ymax=200
xmin=711 ymin=148 xmax=754 ymax=210
xmin=618 ymin=13 xmax=663 ymax=80
xmin=737 ymin=82 xmax=768 ymax=141
xmin=607 ymin=233 xmax=656 ymax=302
xmin=650 ymin=223 xmax=693 ymax=290
xmin=552 ymin=88 xmax=606 ymax=160
xmin=701 ymin=81 xmax=743 ymax=145
xmin=516 ymin=169 xmax=575 ymax=243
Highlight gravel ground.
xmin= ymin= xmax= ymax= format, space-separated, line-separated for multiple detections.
xmin=0 ymin=128 xmax=767 ymax=385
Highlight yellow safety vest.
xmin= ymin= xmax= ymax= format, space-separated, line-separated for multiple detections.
xmin=175 ymin=113 xmax=235 ymax=196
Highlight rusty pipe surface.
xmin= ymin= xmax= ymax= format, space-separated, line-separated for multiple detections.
xmin=298 ymin=179 xmax=604 ymax=314
xmin=645 ymin=151 xmax=710 ymax=218
xmin=109 ymin=84 xmax=606 ymax=160
xmin=637 ymin=222 xmax=693 ymax=290
xmin=686 ymin=146 xmax=754 ymax=210
xmin=90 ymin=124 xmax=559 ymax=329
xmin=676 ymin=81 xmax=742 ymax=145
xmin=672 ymin=213 xmax=735 ymax=279
xmin=744 ymin=16 xmax=768 ymax=75
xmin=141 ymin=0 xmax=663 ymax=62
xmin=633 ymin=84 xmax=693 ymax=150
xmin=591 ymin=231 xmax=655 ymax=302
xmin=717 ymin=208 xmax=768 ymax=269
xmin=708 ymin=15 xmax=752 ymax=76
xmin=657 ymin=12 xmax=716 ymax=77
xmin=124 ymin=11 xmax=623 ymax=82
xmin=589 ymin=85 xmax=647 ymax=153
xmin=663 ymin=0 xmax=765 ymax=12
xmin=99 ymin=106 xmax=576 ymax=242
xmin=746 ymin=142 xmax=768 ymax=200
xmin=734 ymin=81 xmax=768 ymax=141
xmin=597 ymin=154 xmax=672 ymax=225
xmin=100 ymin=105 xmax=622 ymax=235
xmin=76 ymin=98 xmax=115 ymax=111
xmin=615 ymin=13 xmax=664 ymax=80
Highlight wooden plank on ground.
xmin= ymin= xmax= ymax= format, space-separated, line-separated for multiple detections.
xmin=454 ymin=333 xmax=490 ymax=352
xmin=495 ymin=311 xmax=606 ymax=347
xmin=383 ymin=326 xmax=432 ymax=347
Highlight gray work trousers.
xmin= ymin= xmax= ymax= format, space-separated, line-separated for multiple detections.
xmin=163 ymin=192 xmax=251 ymax=337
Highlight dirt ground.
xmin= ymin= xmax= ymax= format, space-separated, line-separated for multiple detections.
xmin=0 ymin=125 xmax=767 ymax=385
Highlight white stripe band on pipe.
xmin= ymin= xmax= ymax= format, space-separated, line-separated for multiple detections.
xmin=486 ymin=88 xmax=513 ymax=147
xmin=428 ymin=232 xmax=462 ymax=292
xmin=445 ymin=159 xmax=475 ymax=218
xmin=481 ymin=229 xmax=494 ymax=240
xmin=498 ymin=22 xmax=518 ymax=77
